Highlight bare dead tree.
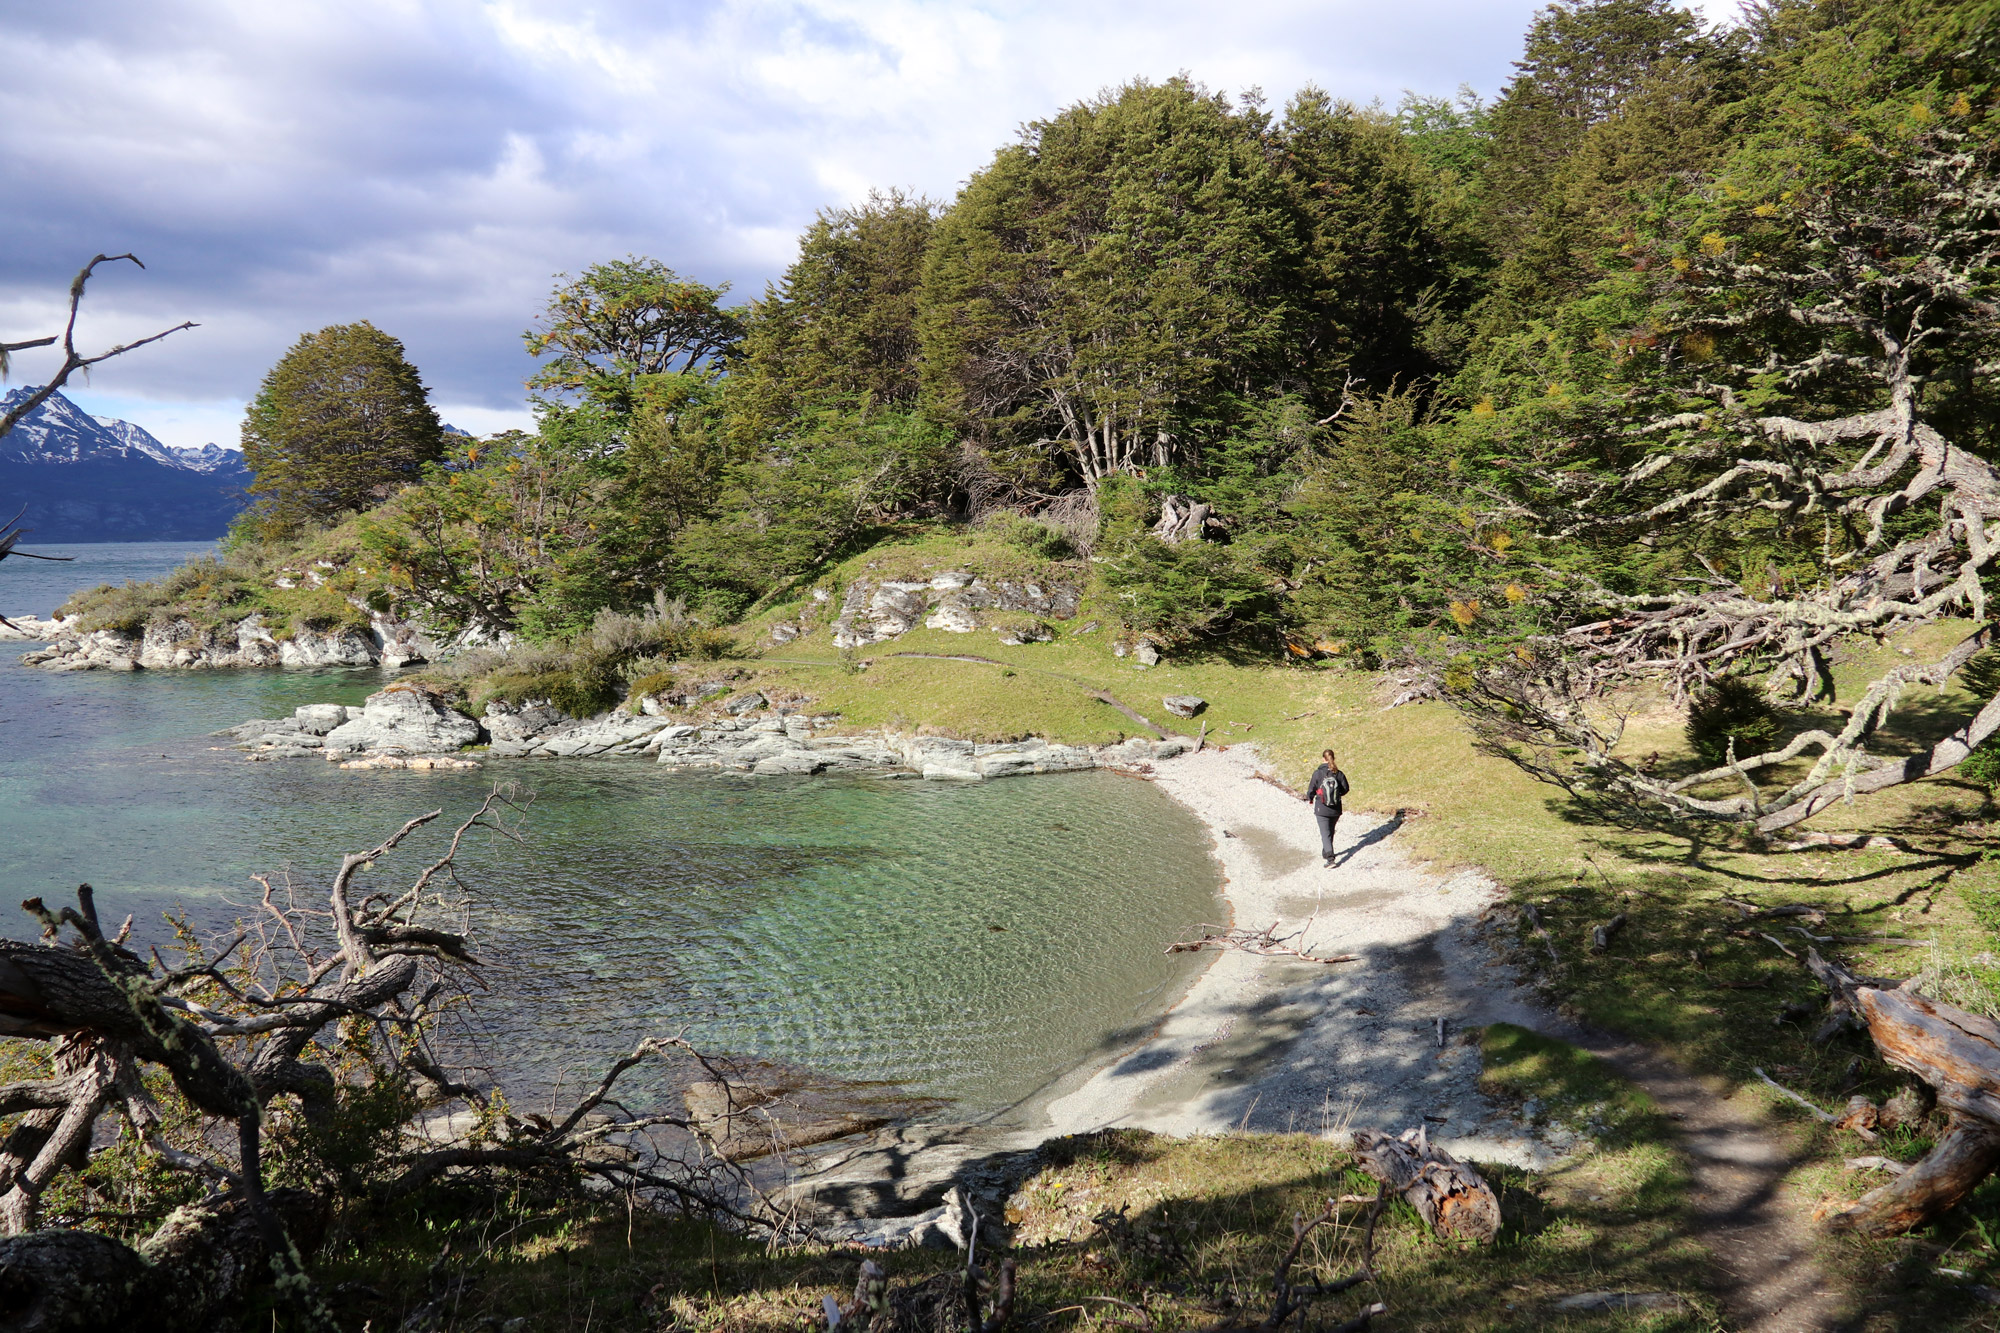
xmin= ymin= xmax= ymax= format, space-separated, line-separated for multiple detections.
xmin=0 ymin=795 xmax=762 ymax=1330
xmin=0 ymin=254 xmax=197 ymax=442
xmin=1449 ymin=124 xmax=2000 ymax=834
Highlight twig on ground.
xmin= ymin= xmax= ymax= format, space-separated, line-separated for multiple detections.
xmin=1753 ymin=1066 xmax=1837 ymax=1123
xmin=1166 ymin=922 xmax=1358 ymax=965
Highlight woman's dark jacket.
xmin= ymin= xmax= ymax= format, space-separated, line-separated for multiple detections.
xmin=1307 ymin=764 xmax=1349 ymax=813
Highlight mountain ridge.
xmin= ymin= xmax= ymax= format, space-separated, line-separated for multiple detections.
xmin=1 ymin=388 xmax=252 ymax=541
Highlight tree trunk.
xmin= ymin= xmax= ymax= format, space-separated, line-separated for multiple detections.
xmin=1350 ymin=1127 xmax=1500 ymax=1242
xmin=0 ymin=1230 xmax=149 ymax=1333
xmin=1825 ymin=1113 xmax=2000 ymax=1237
xmin=0 ymin=1189 xmax=327 ymax=1333
xmin=1807 ymin=949 xmax=2000 ymax=1234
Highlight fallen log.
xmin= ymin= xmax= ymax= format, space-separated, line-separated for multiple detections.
xmin=1807 ymin=949 xmax=2000 ymax=1235
xmin=1590 ymin=913 xmax=1627 ymax=954
xmin=1350 ymin=1126 xmax=1499 ymax=1243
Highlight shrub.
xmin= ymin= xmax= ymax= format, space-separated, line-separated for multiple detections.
xmin=1958 ymin=740 xmax=2000 ymax=790
xmin=986 ymin=511 xmax=1076 ymax=561
xmin=1685 ymin=678 xmax=1792 ymax=765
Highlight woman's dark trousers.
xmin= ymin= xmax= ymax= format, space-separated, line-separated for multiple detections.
xmin=1316 ymin=810 xmax=1340 ymax=863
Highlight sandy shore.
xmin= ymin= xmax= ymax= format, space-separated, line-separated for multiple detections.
xmin=1033 ymin=745 xmax=1567 ymax=1166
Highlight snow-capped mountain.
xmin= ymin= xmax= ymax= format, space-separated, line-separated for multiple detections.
xmin=1 ymin=388 xmax=240 ymax=471
xmin=1 ymin=388 xmax=252 ymax=540
xmin=91 ymin=414 xmax=242 ymax=474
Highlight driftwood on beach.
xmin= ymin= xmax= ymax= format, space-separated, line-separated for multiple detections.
xmin=1166 ymin=921 xmax=1359 ymax=965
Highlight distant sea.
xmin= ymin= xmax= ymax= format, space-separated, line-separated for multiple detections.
xmin=0 ymin=542 xmax=1220 ymax=1111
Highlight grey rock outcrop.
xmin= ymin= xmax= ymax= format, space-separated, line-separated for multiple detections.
xmin=489 ymin=708 xmax=681 ymax=759
xmin=233 ymin=694 xmax=1191 ymax=781
xmin=20 ymin=608 xmax=441 ymax=672
xmin=319 ymin=686 xmax=482 ymax=756
xmin=831 ymin=576 xmax=1081 ymax=648
xmin=1162 ymin=694 xmax=1207 ymax=718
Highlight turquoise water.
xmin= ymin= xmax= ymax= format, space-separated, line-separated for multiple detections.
xmin=0 ymin=544 xmax=1221 ymax=1111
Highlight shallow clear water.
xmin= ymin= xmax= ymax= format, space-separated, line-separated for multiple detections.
xmin=0 ymin=544 xmax=1221 ymax=1111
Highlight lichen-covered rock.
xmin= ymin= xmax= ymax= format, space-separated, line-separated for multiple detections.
xmin=483 ymin=699 xmax=569 ymax=744
xmin=19 ymin=606 xmax=442 ymax=672
xmin=1162 ymin=694 xmax=1206 ymax=718
xmin=294 ymin=703 xmax=352 ymax=733
xmin=831 ymin=576 xmax=1082 ymax=647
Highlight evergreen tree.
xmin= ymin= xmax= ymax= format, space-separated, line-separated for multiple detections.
xmin=918 ymin=78 xmax=1303 ymax=488
xmin=1279 ymin=90 xmax=1485 ymax=388
xmin=241 ymin=321 xmax=445 ymax=526
xmin=1479 ymin=0 xmax=1711 ymax=263
xmin=524 ymin=258 xmax=743 ymax=412
xmin=733 ymin=190 xmax=938 ymax=432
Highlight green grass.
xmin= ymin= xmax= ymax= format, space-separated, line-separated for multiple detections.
xmin=306 ymin=1124 xmax=1717 ymax=1333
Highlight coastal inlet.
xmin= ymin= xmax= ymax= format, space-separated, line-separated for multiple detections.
xmin=0 ymin=622 xmax=1223 ymax=1116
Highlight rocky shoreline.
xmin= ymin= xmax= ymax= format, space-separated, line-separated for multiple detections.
xmin=16 ymin=610 xmax=439 ymax=671
xmin=223 ymin=682 xmax=1194 ymax=778
xmin=13 ymin=569 xmax=1094 ymax=675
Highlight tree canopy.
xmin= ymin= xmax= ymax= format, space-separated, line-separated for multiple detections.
xmin=524 ymin=258 xmax=743 ymax=411
xmin=241 ymin=321 xmax=444 ymax=528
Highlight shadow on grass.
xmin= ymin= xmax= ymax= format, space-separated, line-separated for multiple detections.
xmin=314 ymin=1120 xmax=1725 ymax=1333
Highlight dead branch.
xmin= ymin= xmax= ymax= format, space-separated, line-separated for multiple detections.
xmin=1443 ymin=128 xmax=2000 ymax=833
xmin=1350 ymin=1125 xmax=1499 ymax=1242
xmin=1801 ymin=949 xmax=2000 ymax=1235
xmin=0 ymin=254 xmax=197 ymax=441
xmin=1167 ymin=921 xmax=1359 ymax=965
xmin=0 ymin=798 xmax=770 ymax=1328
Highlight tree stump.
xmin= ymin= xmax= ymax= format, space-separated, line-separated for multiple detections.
xmin=1350 ymin=1126 xmax=1500 ymax=1242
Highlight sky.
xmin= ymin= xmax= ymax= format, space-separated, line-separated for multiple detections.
xmin=0 ymin=0 xmax=1740 ymax=450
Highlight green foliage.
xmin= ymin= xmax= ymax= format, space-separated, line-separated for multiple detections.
xmin=1092 ymin=476 xmax=1273 ymax=647
xmin=734 ymin=190 xmax=937 ymax=430
xmin=241 ymin=322 xmax=446 ymax=530
xmin=1479 ymin=0 xmax=1710 ymax=257
xmin=460 ymin=600 xmax=733 ymax=718
xmin=1684 ymin=678 xmax=1791 ymax=764
xmin=525 ymin=257 xmax=744 ymax=411
xmin=919 ymin=78 xmax=1305 ymax=485
xmin=986 ymin=511 xmax=1077 ymax=561
xmin=1394 ymin=86 xmax=1492 ymax=183
xmin=1958 ymin=739 xmax=2000 ymax=791
xmin=56 ymin=547 xmax=372 ymax=640
xmin=674 ymin=403 xmax=955 ymax=612
xmin=1282 ymin=89 xmax=1485 ymax=385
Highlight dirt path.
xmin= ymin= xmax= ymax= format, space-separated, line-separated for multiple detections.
xmin=1576 ymin=1037 xmax=1847 ymax=1332
xmin=1039 ymin=745 xmax=1846 ymax=1332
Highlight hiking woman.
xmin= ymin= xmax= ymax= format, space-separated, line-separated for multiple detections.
xmin=1304 ymin=749 xmax=1349 ymax=868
